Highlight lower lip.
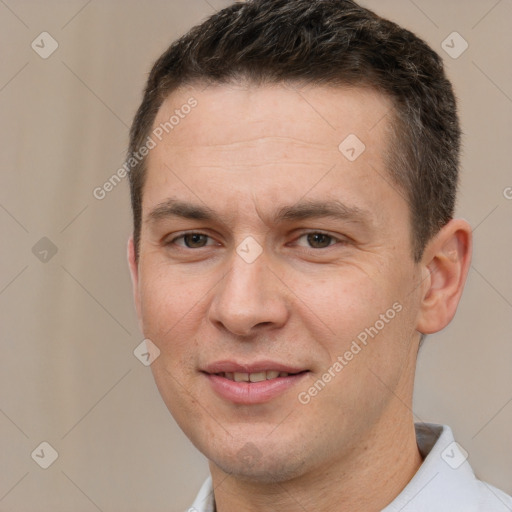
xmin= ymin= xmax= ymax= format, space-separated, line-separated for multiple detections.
xmin=204 ymin=372 xmax=309 ymax=405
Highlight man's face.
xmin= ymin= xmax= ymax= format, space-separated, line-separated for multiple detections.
xmin=129 ymin=83 xmax=425 ymax=481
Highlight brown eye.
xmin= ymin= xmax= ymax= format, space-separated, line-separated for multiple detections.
xmin=182 ymin=233 xmax=209 ymax=248
xmin=306 ymin=233 xmax=334 ymax=249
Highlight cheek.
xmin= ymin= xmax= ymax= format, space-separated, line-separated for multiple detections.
xmin=139 ymin=267 xmax=206 ymax=417
xmin=289 ymin=268 xmax=393 ymax=349
xmin=137 ymin=266 xmax=213 ymax=380
xmin=291 ymin=263 xmax=415 ymax=403
xmin=138 ymin=264 xmax=208 ymax=337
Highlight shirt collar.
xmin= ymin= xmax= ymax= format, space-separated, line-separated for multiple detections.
xmin=190 ymin=423 xmax=511 ymax=512
xmin=382 ymin=423 xmax=475 ymax=511
xmin=190 ymin=475 xmax=215 ymax=512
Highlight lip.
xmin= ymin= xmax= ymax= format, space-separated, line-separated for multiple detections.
xmin=202 ymin=360 xmax=309 ymax=405
xmin=203 ymin=360 xmax=306 ymax=374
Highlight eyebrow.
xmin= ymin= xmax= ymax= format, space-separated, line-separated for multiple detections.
xmin=147 ymin=199 xmax=216 ymax=223
xmin=146 ymin=197 xmax=373 ymax=228
xmin=274 ymin=200 xmax=371 ymax=225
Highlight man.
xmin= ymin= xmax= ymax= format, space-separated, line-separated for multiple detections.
xmin=126 ymin=0 xmax=512 ymax=510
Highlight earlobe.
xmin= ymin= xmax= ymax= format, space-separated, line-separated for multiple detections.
xmin=416 ymin=219 xmax=472 ymax=335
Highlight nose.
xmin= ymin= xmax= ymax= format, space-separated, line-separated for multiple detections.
xmin=207 ymin=246 xmax=290 ymax=337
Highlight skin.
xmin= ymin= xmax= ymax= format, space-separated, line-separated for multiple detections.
xmin=128 ymin=83 xmax=472 ymax=511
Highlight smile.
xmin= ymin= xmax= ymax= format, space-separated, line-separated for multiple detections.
xmin=203 ymin=363 xmax=309 ymax=405
xmin=216 ymin=371 xmax=297 ymax=382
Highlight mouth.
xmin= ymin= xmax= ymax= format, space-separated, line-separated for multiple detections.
xmin=215 ymin=370 xmax=303 ymax=382
xmin=202 ymin=362 xmax=309 ymax=404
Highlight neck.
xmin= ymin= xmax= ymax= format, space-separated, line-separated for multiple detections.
xmin=210 ymin=412 xmax=422 ymax=512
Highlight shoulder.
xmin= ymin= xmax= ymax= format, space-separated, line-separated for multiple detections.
xmin=383 ymin=423 xmax=512 ymax=512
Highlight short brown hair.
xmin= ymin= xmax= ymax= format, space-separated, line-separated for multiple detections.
xmin=128 ymin=0 xmax=460 ymax=262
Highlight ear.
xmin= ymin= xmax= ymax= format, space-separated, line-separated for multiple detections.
xmin=416 ymin=219 xmax=472 ymax=334
xmin=127 ymin=235 xmax=142 ymax=328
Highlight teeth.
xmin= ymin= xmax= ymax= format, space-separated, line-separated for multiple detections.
xmin=249 ymin=372 xmax=266 ymax=382
xmin=223 ymin=371 xmax=290 ymax=382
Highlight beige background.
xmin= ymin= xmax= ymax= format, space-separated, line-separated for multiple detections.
xmin=0 ymin=0 xmax=511 ymax=510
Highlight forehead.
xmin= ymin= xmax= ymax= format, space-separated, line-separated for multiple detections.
xmin=142 ymin=82 xmax=401 ymax=226
xmin=152 ymin=82 xmax=392 ymax=150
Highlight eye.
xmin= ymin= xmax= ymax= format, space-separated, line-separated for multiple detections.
xmin=295 ymin=232 xmax=344 ymax=249
xmin=170 ymin=233 xmax=215 ymax=249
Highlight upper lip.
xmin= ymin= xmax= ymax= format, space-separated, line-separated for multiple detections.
xmin=202 ymin=360 xmax=308 ymax=374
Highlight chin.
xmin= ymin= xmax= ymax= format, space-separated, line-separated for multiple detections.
xmin=209 ymin=441 xmax=309 ymax=484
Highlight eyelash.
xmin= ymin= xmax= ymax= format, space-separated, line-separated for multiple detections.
xmin=167 ymin=231 xmax=346 ymax=250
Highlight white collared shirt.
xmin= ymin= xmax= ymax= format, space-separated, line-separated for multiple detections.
xmin=188 ymin=423 xmax=512 ymax=512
